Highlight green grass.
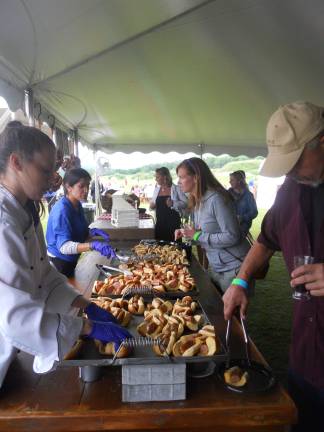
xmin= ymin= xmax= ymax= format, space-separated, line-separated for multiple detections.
xmin=248 ymin=210 xmax=292 ymax=386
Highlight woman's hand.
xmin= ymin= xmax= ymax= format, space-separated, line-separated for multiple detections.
xmin=291 ymin=263 xmax=324 ymax=297
xmin=181 ymin=225 xmax=195 ymax=239
xmin=174 ymin=229 xmax=183 ymax=241
xmin=149 ymin=201 xmax=156 ymax=210
xmin=91 ymin=241 xmax=116 ymax=258
xmin=89 ymin=228 xmax=110 ymax=241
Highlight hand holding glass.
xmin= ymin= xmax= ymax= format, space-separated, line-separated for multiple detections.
xmin=292 ymin=255 xmax=315 ymax=300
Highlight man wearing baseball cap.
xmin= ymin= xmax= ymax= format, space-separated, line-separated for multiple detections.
xmin=223 ymin=101 xmax=324 ymax=431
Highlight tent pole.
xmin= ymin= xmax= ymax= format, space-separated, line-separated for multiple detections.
xmin=73 ymin=128 xmax=79 ymax=157
xmin=93 ymin=146 xmax=102 ymax=218
xmin=24 ymin=88 xmax=35 ymax=126
xmin=198 ymin=142 xmax=204 ymax=159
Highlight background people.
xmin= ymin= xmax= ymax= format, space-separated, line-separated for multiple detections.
xmin=223 ymin=101 xmax=324 ymax=432
xmin=228 ymin=170 xmax=258 ymax=236
xmin=150 ymin=167 xmax=188 ymax=242
xmin=175 ymin=157 xmax=250 ymax=293
xmin=46 ymin=168 xmax=115 ymax=277
xmin=0 ymin=122 xmax=130 ymax=388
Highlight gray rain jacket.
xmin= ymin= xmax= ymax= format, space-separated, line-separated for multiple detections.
xmin=193 ymin=190 xmax=250 ymax=272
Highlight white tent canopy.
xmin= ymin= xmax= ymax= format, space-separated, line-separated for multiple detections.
xmin=1 ymin=0 xmax=323 ymax=156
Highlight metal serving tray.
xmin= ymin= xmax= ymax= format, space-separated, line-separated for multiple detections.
xmin=91 ymin=258 xmax=199 ymax=299
xmin=61 ymin=300 xmax=227 ymax=367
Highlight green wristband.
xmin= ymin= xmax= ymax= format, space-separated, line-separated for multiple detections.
xmin=232 ymin=278 xmax=249 ymax=290
xmin=193 ymin=231 xmax=202 ymax=241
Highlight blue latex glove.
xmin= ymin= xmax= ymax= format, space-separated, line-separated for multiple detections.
xmin=88 ymin=321 xmax=132 ymax=349
xmin=91 ymin=241 xmax=117 ymax=258
xmin=89 ymin=228 xmax=110 ymax=242
xmin=85 ymin=302 xmax=117 ymax=324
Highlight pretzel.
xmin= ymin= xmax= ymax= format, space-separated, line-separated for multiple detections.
xmin=95 ymin=340 xmax=131 ymax=358
xmin=133 ymin=243 xmax=189 ymax=265
xmin=110 ymin=307 xmax=132 ymax=327
xmin=151 ymin=298 xmax=173 ymax=313
xmin=174 ymin=296 xmax=197 ymax=311
xmin=182 ymin=314 xmax=203 ymax=331
xmin=127 ymin=295 xmax=145 ymax=315
xmin=172 ymin=334 xmax=203 ymax=357
xmin=153 ymin=331 xmax=177 ymax=356
xmin=92 ymin=259 xmax=195 ymax=294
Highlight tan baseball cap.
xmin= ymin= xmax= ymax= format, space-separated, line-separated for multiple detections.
xmin=260 ymin=101 xmax=324 ymax=177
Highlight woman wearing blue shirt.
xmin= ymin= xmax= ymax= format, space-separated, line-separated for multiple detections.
xmin=46 ymin=168 xmax=114 ymax=277
xmin=228 ymin=170 xmax=258 ymax=236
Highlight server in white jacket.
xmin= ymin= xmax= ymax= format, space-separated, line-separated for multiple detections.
xmin=0 ymin=122 xmax=131 ymax=388
xmin=150 ymin=167 xmax=188 ymax=241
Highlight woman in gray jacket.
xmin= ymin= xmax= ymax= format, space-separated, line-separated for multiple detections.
xmin=175 ymin=157 xmax=250 ymax=293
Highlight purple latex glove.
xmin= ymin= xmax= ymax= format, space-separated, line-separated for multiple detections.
xmin=89 ymin=228 xmax=110 ymax=242
xmin=85 ymin=302 xmax=117 ymax=324
xmin=90 ymin=241 xmax=117 ymax=258
xmin=88 ymin=321 xmax=132 ymax=349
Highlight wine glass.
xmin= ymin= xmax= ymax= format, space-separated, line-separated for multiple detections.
xmin=292 ymin=255 xmax=314 ymax=300
xmin=180 ymin=215 xmax=193 ymax=244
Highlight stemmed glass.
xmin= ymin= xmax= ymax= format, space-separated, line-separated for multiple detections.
xmin=180 ymin=215 xmax=193 ymax=244
xmin=292 ymin=255 xmax=314 ymax=300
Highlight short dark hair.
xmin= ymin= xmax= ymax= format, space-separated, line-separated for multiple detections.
xmin=63 ymin=168 xmax=91 ymax=195
xmin=0 ymin=121 xmax=55 ymax=173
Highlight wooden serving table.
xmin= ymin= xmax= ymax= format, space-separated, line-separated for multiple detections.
xmin=89 ymin=218 xmax=155 ymax=241
xmin=0 ymin=248 xmax=297 ymax=432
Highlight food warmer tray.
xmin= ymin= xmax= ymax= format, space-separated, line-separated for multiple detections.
xmin=61 ymin=300 xmax=227 ymax=368
xmin=92 ymin=262 xmax=199 ymax=299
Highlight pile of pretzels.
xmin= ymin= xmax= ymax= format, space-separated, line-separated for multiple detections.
xmin=90 ymin=295 xmax=219 ymax=358
xmin=137 ymin=296 xmax=219 ymax=357
xmin=133 ymin=243 xmax=189 ymax=265
xmin=92 ymin=262 xmax=195 ymax=296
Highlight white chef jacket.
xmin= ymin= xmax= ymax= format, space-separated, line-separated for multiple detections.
xmin=0 ymin=185 xmax=83 ymax=387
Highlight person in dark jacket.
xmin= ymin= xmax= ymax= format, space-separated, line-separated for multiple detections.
xmin=223 ymin=101 xmax=324 ymax=432
xmin=150 ymin=167 xmax=188 ymax=242
xmin=228 ymin=170 xmax=258 ymax=236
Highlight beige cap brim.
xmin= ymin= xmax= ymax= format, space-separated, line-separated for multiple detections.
xmin=259 ymin=146 xmax=305 ymax=177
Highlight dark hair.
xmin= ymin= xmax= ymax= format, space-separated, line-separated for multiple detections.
xmin=0 ymin=121 xmax=56 ymax=173
xmin=230 ymin=170 xmax=247 ymax=188
xmin=63 ymin=168 xmax=91 ymax=195
xmin=155 ymin=167 xmax=172 ymax=187
xmin=176 ymin=157 xmax=231 ymax=208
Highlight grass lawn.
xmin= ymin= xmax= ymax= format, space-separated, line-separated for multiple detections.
xmin=248 ymin=210 xmax=292 ymax=386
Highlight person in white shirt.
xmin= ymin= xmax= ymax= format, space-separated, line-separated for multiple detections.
xmin=0 ymin=121 xmax=131 ymax=388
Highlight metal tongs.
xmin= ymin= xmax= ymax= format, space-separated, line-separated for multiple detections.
xmin=96 ymin=264 xmax=133 ymax=277
xmin=225 ymin=315 xmax=251 ymax=369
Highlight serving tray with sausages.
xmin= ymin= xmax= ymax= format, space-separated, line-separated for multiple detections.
xmin=91 ymin=259 xmax=199 ymax=299
xmin=62 ymin=296 xmax=227 ymax=367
